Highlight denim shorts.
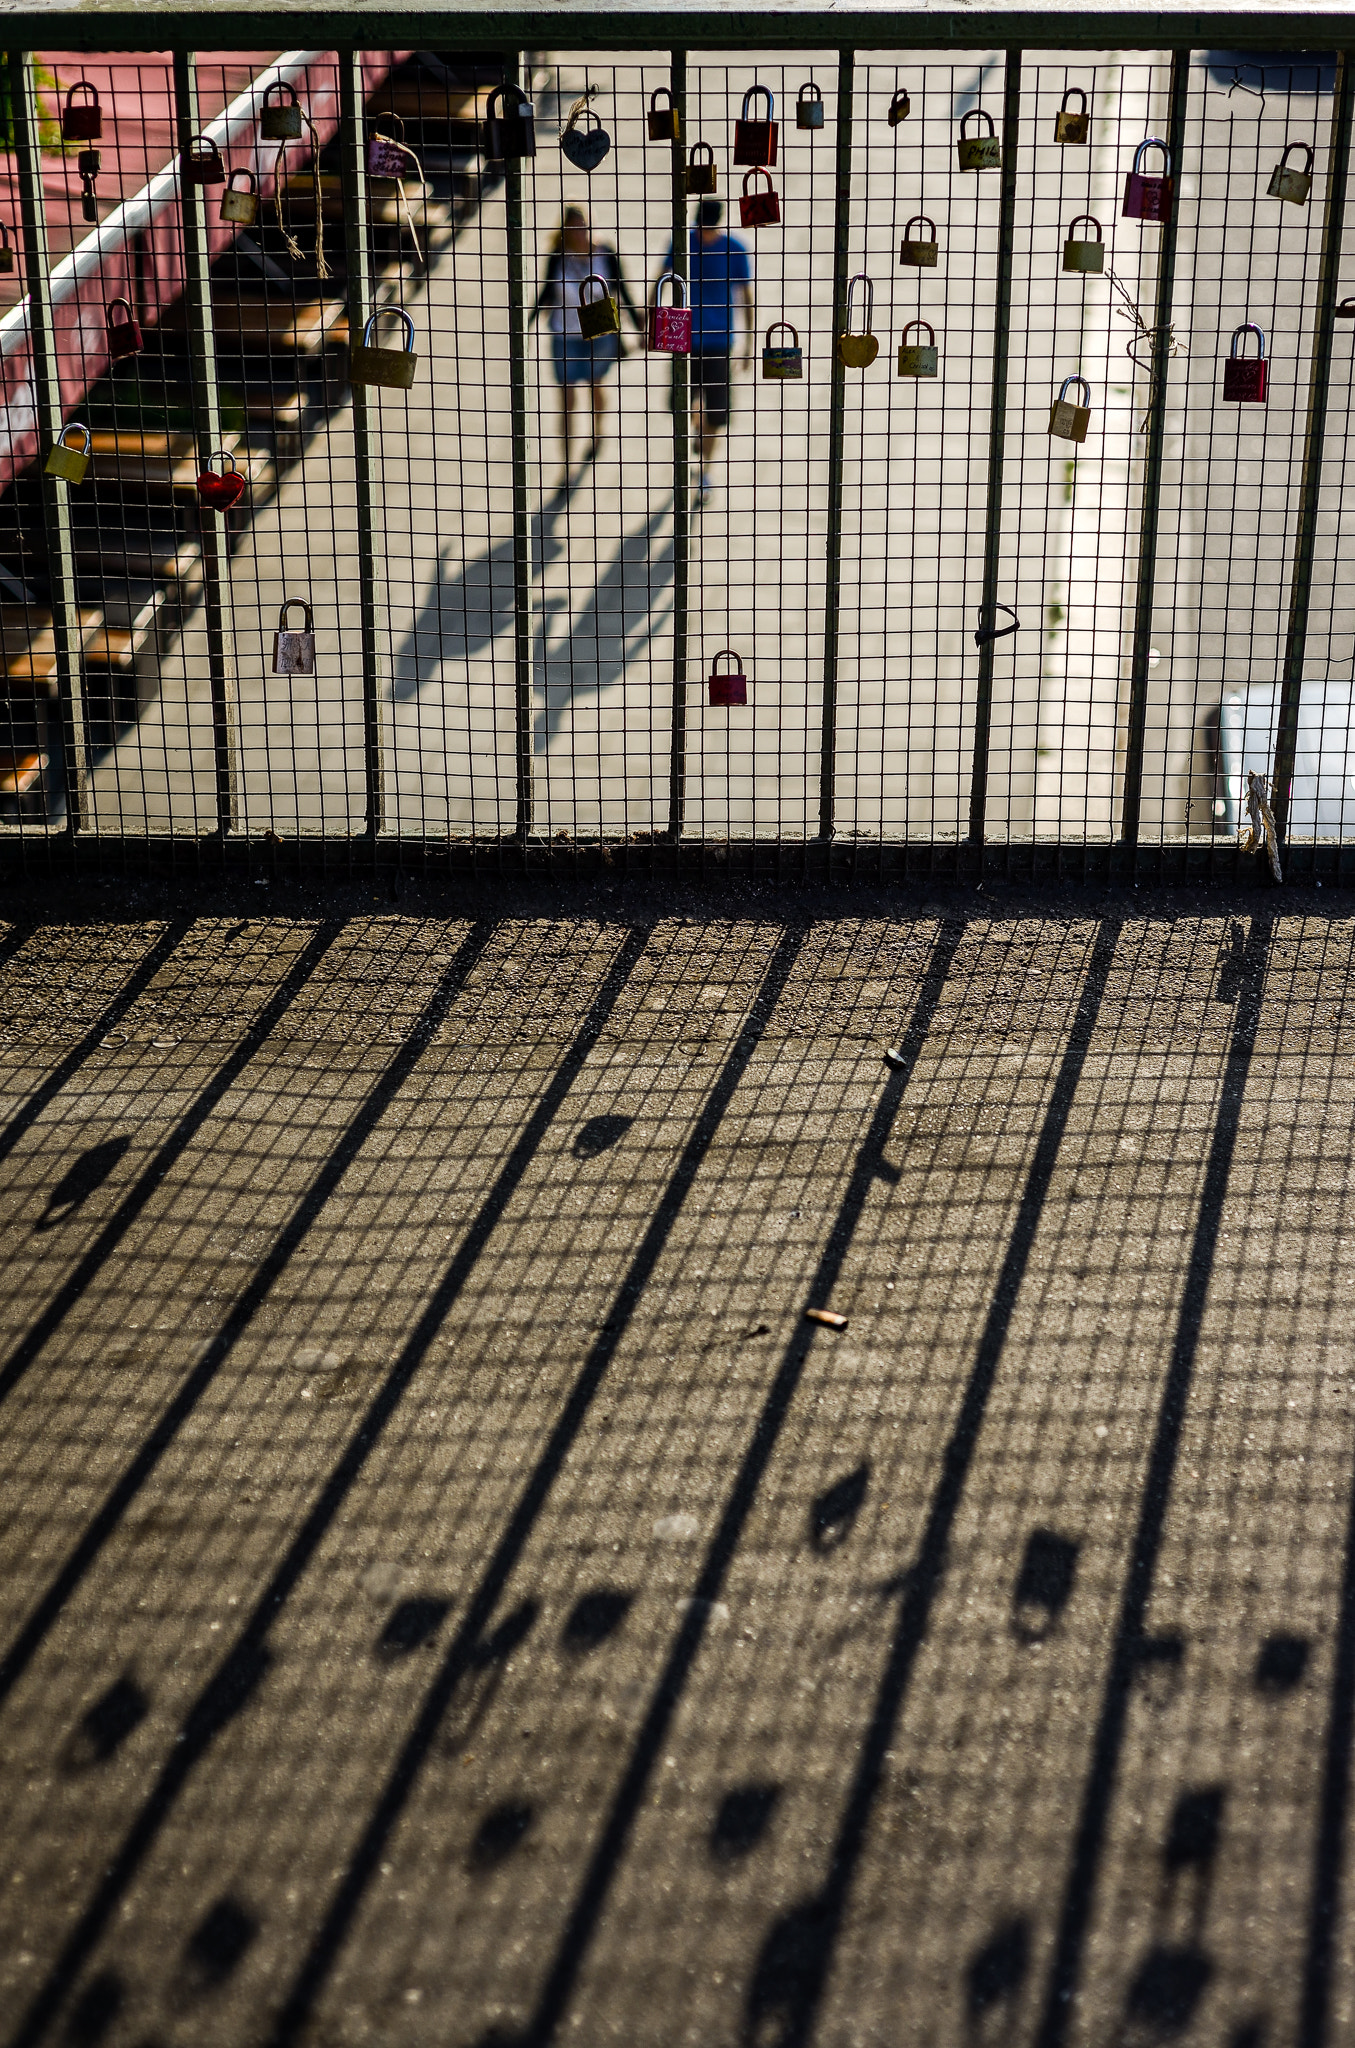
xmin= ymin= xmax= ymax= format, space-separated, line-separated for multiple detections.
xmin=551 ymin=332 xmax=620 ymax=387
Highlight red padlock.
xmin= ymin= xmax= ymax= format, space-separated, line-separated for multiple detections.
xmin=708 ymin=650 xmax=748 ymax=706
xmin=1122 ymin=137 xmax=1172 ymax=222
xmin=106 ymin=296 xmax=143 ymax=360
xmin=61 ymin=80 xmax=103 ymax=142
xmin=647 ymin=272 xmax=691 ymax=355
xmin=739 ymin=167 xmax=781 ymax=229
xmin=733 ymin=85 xmax=777 ymax=168
xmin=1222 ymin=322 xmax=1268 ymax=403
xmin=196 ymin=448 xmax=247 ymax=509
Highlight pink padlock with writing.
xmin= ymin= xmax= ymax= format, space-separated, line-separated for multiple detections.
xmin=1222 ymin=322 xmax=1268 ymax=403
xmin=647 ymin=272 xmax=691 ymax=355
xmin=1123 ymin=137 xmax=1173 ymax=222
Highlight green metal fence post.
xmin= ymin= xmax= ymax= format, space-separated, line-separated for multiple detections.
xmin=665 ymin=47 xmax=690 ymax=841
xmin=338 ymin=51 xmax=386 ymax=842
xmin=504 ymin=53 xmax=534 ymax=838
xmin=817 ymin=47 xmax=854 ymax=844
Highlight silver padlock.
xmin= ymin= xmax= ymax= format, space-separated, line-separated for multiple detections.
xmin=1268 ymin=140 xmax=1313 ymax=206
xmin=1048 ymin=373 xmax=1092 ymax=443
xmin=1062 ymin=213 xmax=1105 ymax=273
xmin=899 ymin=213 xmax=938 ymax=267
xmin=897 ymin=318 xmax=938 ymax=378
xmin=272 ymin=598 xmax=316 ymax=676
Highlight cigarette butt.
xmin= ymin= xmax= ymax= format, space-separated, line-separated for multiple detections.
xmin=805 ymin=1308 xmax=849 ymax=1331
xmin=884 ymin=1047 xmax=906 ymax=1069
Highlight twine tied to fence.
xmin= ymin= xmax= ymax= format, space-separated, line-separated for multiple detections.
xmin=1241 ymin=768 xmax=1283 ymax=881
xmin=273 ymin=108 xmax=329 ymax=280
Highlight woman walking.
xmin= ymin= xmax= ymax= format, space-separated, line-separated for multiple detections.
xmin=531 ymin=205 xmax=641 ymax=490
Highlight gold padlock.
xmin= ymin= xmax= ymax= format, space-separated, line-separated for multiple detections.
xmin=1048 ymin=373 xmax=1092 ymax=444
xmin=45 ymin=421 xmax=92 ymax=486
xmin=1054 ymin=87 xmax=1089 ymax=144
xmin=577 ymin=272 xmax=620 ymax=340
xmin=897 ymin=318 xmax=938 ymax=378
xmin=957 ymin=108 xmax=1000 ymax=172
xmin=349 ymin=307 xmax=418 ymax=391
xmin=1268 ymin=140 xmax=1313 ymax=206
xmin=887 ymin=86 xmax=911 ymax=127
xmin=220 ymin=168 xmax=259 ymax=226
xmin=899 ymin=213 xmax=938 ymax=267
xmin=838 ymin=273 xmax=878 ymax=369
xmin=648 ymin=86 xmax=681 ymax=143
xmin=1062 ymin=214 xmax=1105 ymax=274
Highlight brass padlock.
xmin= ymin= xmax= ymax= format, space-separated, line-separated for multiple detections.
xmin=260 ymin=80 xmax=303 ymax=142
xmin=648 ymin=86 xmax=681 ymax=143
xmin=1122 ymin=137 xmax=1172 ymax=221
xmin=185 ymin=134 xmax=225 ymax=185
xmin=106 ymin=296 xmax=143 ymax=361
xmin=1222 ymin=323 xmax=1268 ymax=404
xmin=899 ymin=213 xmax=938 ymax=267
xmin=685 ymin=141 xmax=717 ymax=196
xmin=220 ymin=168 xmax=259 ymax=226
xmin=1048 ymin=373 xmax=1092 ymax=443
xmin=61 ymin=80 xmax=102 ymax=142
xmin=897 ymin=318 xmax=938 ymax=378
xmin=838 ymin=273 xmax=878 ymax=369
xmin=796 ymin=82 xmax=824 ymax=131
xmin=762 ymin=319 xmax=803 ymax=379
xmin=957 ymin=108 xmax=1000 ymax=172
xmin=272 ymin=599 xmax=316 ymax=676
xmin=577 ymin=273 xmax=620 ymax=341
xmin=45 ymin=422 xmax=92 ymax=486
xmin=1268 ymin=140 xmax=1313 ymax=206
xmin=1062 ymin=213 xmax=1105 ymax=273
xmin=484 ymin=83 xmax=536 ymax=160
xmin=0 ymin=220 xmax=14 ymax=277
xmin=1055 ymin=87 xmax=1089 ymax=145
xmin=350 ymin=307 xmax=418 ymax=391
xmin=708 ymin=650 xmax=748 ymax=707
xmin=888 ymin=87 xmax=911 ymax=128
xmin=733 ymin=85 xmax=777 ymax=168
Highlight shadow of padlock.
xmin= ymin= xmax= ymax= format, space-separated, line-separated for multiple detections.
xmin=1222 ymin=322 xmax=1268 ymax=403
xmin=1123 ymin=136 xmax=1172 ymax=221
xmin=220 ymin=168 xmax=259 ymax=226
xmin=45 ymin=423 xmax=92 ymax=486
xmin=888 ymin=86 xmax=911 ymax=127
xmin=708 ymin=650 xmax=748 ymax=707
xmin=958 ymin=108 xmax=1000 ymax=171
xmin=762 ymin=320 xmax=802 ymax=379
xmin=561 ymin=103 xmax=611 ymax=171
xmin=1055 ymin=87 xmax=1089 ymax=144
xmin=61 ymin=80 xmax=102 ymax=142
xmin=838 ymin=273 xmax=878 ymax=369
xmin=1062 ymin=213 xmax=1104 ymax=273
xmin=1048 ymin=373 xmax=1092 ymax=442
xmin=899 ymin=213 xmax=938 ymax=267
xmin=647 ymin=272 xmax=691 ymax=354
xmin=974 ymin=604 xmax=1020 ymax=648
xmin=1268 ymin=140 xmax=1313 ymax=206
xmin=484 ymin=84 xmax=535 ymax=160
xmin=797 ymin=82 xmax=824 ymax=130
xmin=350 ymin=307 xmax=419 ymax=390
xmin=740 ymin=167 xmax=780 ymax=229
xmin=368 ymin=115 xmax=419 ymax=179
xmin=0 ymin=221 xmax=14 ymax=277
xmin=577 ymin=273 xmax=620 ymax=341
xmin=260 ymin=81 xmax=302 ymax=142
xmin=648 ymin=87 xmax=681 ymax=143
xmin=685 ymin=141 xmax=717 ymax=196
xmin=897 ymin=319 xmax=938 ymax=378
xmin=106 ymin=296 xmax=143 ymax=361
xmin=197 ymin=449 xmax=247 ymax=510
xmin=733 ymin=85 xmax=777 ymax=167
xmin=272 ymin=599 xmax=316 ymax=677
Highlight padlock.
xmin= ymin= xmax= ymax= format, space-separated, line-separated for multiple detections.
xmin=762 ymin=320 xmax=803 ymax=379
xmin=1048 ymin=373 xmax=1092 ymax=442
xmin=349 ymin=307 xmax=419 ymax=391
xmin=1268 ymin=140 xmax=1313 ymax=206
xmin=899 ymin=213 xmax=938 ymax=267
xmin=561 ymin=104 xmax=611 ymax=172
xmin=577 ymin=273 xmax=620 ymax=341
xmin=1222 ymin=322 xmax=1268 ymax=403
xmin=957 ymin=108 xmax=1001 ymax=172
xmin=796 ymin=82 xmax=824 ymax=130
xmin=272 ymin=599 xmax=316 ymax=677
xmin=733 ymin=85 xmax=777 ymax=168
xmin=220 ymin=168 xmax=259 ymax=226
xmin=838 ymin=273 xmax=878 ymax=369
xmin=708 ymin=650 xmax=748 ymax=707
xmin=1338 ymin=297 xmax=1355 ymax=319
xmin=647 ymin=272 xmax=691 ymax=355
xmin=1054 ymin=87 xmax=1089 ymax=144
xmin=184 ymin=135 xmax=225 ymax=186
xmin=45 ymin=422 xmax=92 ymax=486
xmin=368 ymin=114 xmax=418 ymax=179
xmin=80 ymin=179 xmax=99 ymax=225
xmin=897 ymin=318 xmax=938 ymax=378
xmin=77 ymin=147 xmax=101 ymax=180
xmin=739 ymin=167 xmax=780 ymax=229
xmin=106 ymin=296 xmax=143 ymax=361
xmin=648 ymin=86 xmax=681 ymax=143
xmin=0 ymin=221 xmax=14 ymax=277
xmin=260 ymin=80 xmax=303 ymax=142
xmin=888 ymin=87 xmax=911 ymax=128
xmin=484 ymin=84 xmax=536 ymax=160
xmin=61 ymin=80 xmax=102 ymax=142
xmin=196 ymin=449 xmax=247 ymax=510
xmin=1062 ymin=213 xmax=1105 ymax=273
xmin=685 ymin=141 xmax=717 ymax=196
xmin=1122 ymin=137 xmax=1172 ymax=222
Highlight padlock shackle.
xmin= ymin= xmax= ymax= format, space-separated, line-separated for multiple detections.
xmin=187 ymin=133 xmax=221 ymax=159
xmin=902 ymin=213 xmax=937 ymax=242
xmin=688 ymin=140 xmax=715 ymax=167
xmin=226 ymin=166 xmax=258 ymax=194
xmin=579 ymin=272 xmax=614 ymax=308
xmin=262 ymin=81 xmax=299 ymax=110
xmin=278 ymin=598 xmax=314 ymax=634
xmin=709 ymin=649 xmax=745 ymax=676
xmin=845 ymin=271 xmax=874 ymax=334
xmin=1058 ymin=373 xmax=1092 ymax=405
xmin=1067 ymin=213 xmax=1103 ymax=242
xmin=105 ymin=295 xmax=135 ymax=329
xmin=902 ymin=318 xmax=936 ymax=346
xmin=58 ymin=421 xmax=92 ymax=455
xmin=742 ymin=166 xmax=774 ymax=196
xmin=486 ymin=83 xmax=533 ymax=117
xmin=566 ymin=104 xmax=603 ymax=134
xmin=960 ymin=107 xmax=996 ymax=139
xmin=765 ymin=319 xmax=799 ymax=346
xmin=362 ymin=306 xmax=417 ymax=352
xmin=741 ymin=84 xmax=774 ymax=121
xmin=650 ymin=85 xmax=676 ymax=112
xmin=974 ymin=603 xmax=1020 ymax=647
xmin=798 ymin=81 xmax=823 ymax=104
xmin=205 ymin=446 xmax=240 ymax=476
xmin=1132 ymin=136 xmax=1171 ymax=175
xmin=1229 ymin=321 xmax=1266 ymax=360
xmin=372 ymin=110 xmax=406 ymax=141
xmin=654 ymin=269 xmax=688 ymax=310
xmin=1060 ymin=86 xmax=1088 ymax=114
xmin=65 ymin=79 xmax=100 ymax=109
xmin=1279 ymin=139 xmax=1314 ymax=172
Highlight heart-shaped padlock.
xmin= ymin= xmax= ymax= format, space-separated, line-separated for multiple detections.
xmin=197 ymin=452 xmax=246 ymax=509
xmin=560 ymin=104 xmax=610 ymax=172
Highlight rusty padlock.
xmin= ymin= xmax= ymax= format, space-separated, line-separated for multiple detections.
xmin=0 ymin=220 xmax=14 ymax=277
xmin=740 ymin=167 xmax=781 ymax=229
xmin=648 ymin=86 xmax=681 ymax=143
xmin=260 ymin=80 xmax=303 ymax=142
xmin=184 ymin=134 xmax=225 ymax=186
xmin=1122 ymin=137 xmax=1172 ymax=222
xmin=106 ymin=296 xmax=143 ymax=361
xmin=61 ymin=80 xmax=102 ymax=142
xmin=685 ymin=141 xmax=717 ymax=196
xmin=1048 ymin=373 xmax=1092 ymax=442
xmin=561 ymin=103 xmax=611 ymax=172
xmin=762 ymin=320 xmax=803 ymax=379
xmin=196 ymin=449 xmax=247 ymax=510
xmin=368 ymin=114 xmax=419 ymax=179
xmin=888 ymin=86 xmax=911 ymax=128
xmin=897 ymin=318 xmax=938 ymax=378
xmin=272 ymin=599 xmax=316 ymax=676
xmin=1268 ymin=140 xmax=1313 ymax=206
xmin=733 ymin=85 xmax=777 ymax=168
xmin=838 ymin=273 xmax=878 ymax=369
xmin=220 ymin=168 xmax=259 ymax=226
xmin=1062 ymin=213 xmax=1105 ymax=273
xmin=350 ymin=307 xmax=419 ymax=391
xmin=958 ymin=108 xmax=1001 ymax=172
xmin=1222 ymin=322 xmax=1268 ymax=403
xmin=45 ymin=422 xmax=92 ymax=486
xmin=577 ymin=273 xmax=620 ymax=341
xmin=708 ymin=650 xmax=748 ymax=707
xmin=484 ymin=84 xmax=536 ymax=160
xmin=1055 ymin=87 xmax=1089 ymax=144
xmin=797 ymin=82 xmax=824 ymax=131
xmin=647 ymin=272 xmax=691 ymax=355
xmin=899 ymin=213 xmax=938 ymax=267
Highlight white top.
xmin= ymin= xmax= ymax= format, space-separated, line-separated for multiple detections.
xmin=549 ymin=253 xmax=598 ymax=339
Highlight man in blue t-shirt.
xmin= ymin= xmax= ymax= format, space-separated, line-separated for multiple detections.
xmin=655 ymin=198 xmax=754 ymax=508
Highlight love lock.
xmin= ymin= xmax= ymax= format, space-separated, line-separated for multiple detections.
xmin=647 ymin=272 xmax=691 ymax=355
xmin=61 ymin=80 xmax=102 ymax=141
xmin=1222 ymin=322 xmax=1268 ymax=403
xmin=648 ymin=87 xmax=681 ymax=143
xmin=1268 ymin=140 xmax=1313 ymax=206
xmin=1055 ymin=87 xmax=1089 ymax=144
xmin=196 ymin=449 xmax=247 ymax=510
xmin=1122 ymin=137 xmax=1172 ymax=221
xmin=899 ymin=213 xmax=938 ymax=267
xmin=740 ymin=167 xmax=781 ymax=228
xmin=0 ymin=221 xmax=14 ymax=277
xmin=272 ymin=600 xmax=316 ymax=676
xmin=45 ymin=422 xmax=92 ymax=486
xmin=184 ymin=134 xmax=225 ymax=185
xmin=838 ymin=273 xmax=879 ymax=369
xmin=762 ymin=320 xmax=803 ymax=379
xmin=685 ymin=141 xmax=717 ymax=196
xmin=577 ymin=273 xmax=620 ymax=341
xmin=350 ymin=307 xmax=419 ymax=390
xmin=367 ymin=114 xmax=419 ymax=179
xmin=888 ymin=85 xmax=911 ymax=127
xmin=733 ymin=85 xmax=778 ymax=167
xmin=897 ymin=318 xmax=938 ymax=378
xmin=796 ymin=82 xmax=824 ymax=130
xmin=708 ymin=650 xmax=748 ymax=706
xmin=957 ymin=108 xmax=1000 ymax=171
xmin=561 ymin=104 xmax=611 ymax=171
xmin=484 ymin=84 xmax=536 ymax=160
xmin=106 ymin=296 xmax=143 ymax=361
xmin=1048 ymin=373 xmax=1092 ymax=442
xmin=1062 ymin=213 xmax=1105 ymax=273
xmin=260 ymin=80 xmax=303 ymax=142
xmin=220 ymin=168 xmax=259 ymax=226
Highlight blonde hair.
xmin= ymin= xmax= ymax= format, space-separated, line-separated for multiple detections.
xmin=551 ymin=203 xmax=591 ymax=255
